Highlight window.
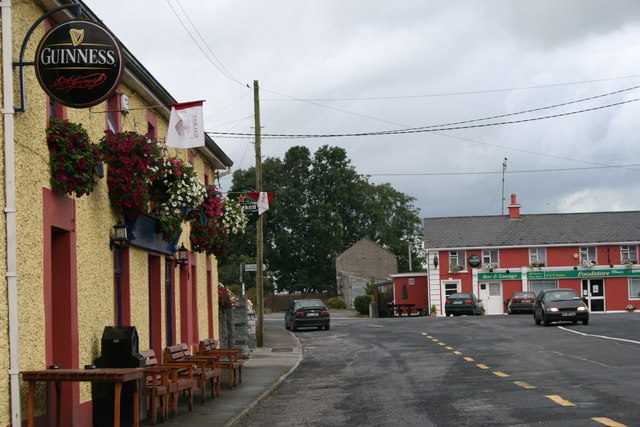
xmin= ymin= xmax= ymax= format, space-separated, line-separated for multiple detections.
xmin=580 ymin=247 xmax=596 ymax=263
xmin=444 ymin=282 xmax=459 ymax=297
xmin=621 ymin=245 xmax=637 ymax=263
xmin=529 ymin=248 xmax=546 ymax=265
xmin=629 ymin=278 xmax=640 ymax=300
xmin=449 ymin=250 xmax=466 ymax=270
xmin=530 ymin=280 xmax=557 ymax=296
xmin=482 ymin=249 xmax=498 ymax=265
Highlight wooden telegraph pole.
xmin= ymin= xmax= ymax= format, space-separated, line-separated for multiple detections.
xmin=253 ymin=80 xmax=264 ymax=347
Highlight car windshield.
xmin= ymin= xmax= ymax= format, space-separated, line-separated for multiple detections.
xmin=448 ymin=293 xmax=471 ymax=299
xmin=545 ymin=290 xmax=580 ymax=302
xmin=296 ymin=299 xmax=326 ymax=309
xmin=513 ymin=292 xmax=535 ymax=298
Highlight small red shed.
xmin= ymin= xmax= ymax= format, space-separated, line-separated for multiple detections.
xmin=391 ymin=273 xmax=429 ymax=315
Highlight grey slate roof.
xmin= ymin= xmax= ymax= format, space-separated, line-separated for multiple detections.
xmin=424 ymin=211 xmax=640 ymax=249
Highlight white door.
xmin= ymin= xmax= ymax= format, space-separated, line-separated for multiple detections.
xmin=479 ymin=282 xmax=503 ymax=314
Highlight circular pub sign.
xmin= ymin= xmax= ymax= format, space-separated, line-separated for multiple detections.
xmin=35 ymin=20 xmax=124 ymax=108
xmin=468 ymin=254 xmax=481 ymax=268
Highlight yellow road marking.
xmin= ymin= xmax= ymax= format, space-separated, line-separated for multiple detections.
xmin=546 ymin=395 xmax=576 ymax=407
xmin=426 ymin=335 xmax=433 ymax=338
xmin=513 ymin=381 xmax=536 ymax=389
xmin=476 ymin=364 xmax=490 ymax=369
xmin=367 ymin=324 xmax=384 ymax=328
xmin=421 ymin=332 xmax=428 ymax=336
xmin=493 ymin=371 xmax=509 ymax=377
xmin=592 ymin=417 xmax=628 ymax=427
xmin=445 ymin=346 xmax=453 ymax=350
xmin=438 ymin=342 xmax=446 ymax=346
xmin=453 ymin=351 xmax=462 ymax=355
xmin=463 ymin=356 xmax=474 ymax=362
xmin=431 ymin=338 xmax=439 ymax=342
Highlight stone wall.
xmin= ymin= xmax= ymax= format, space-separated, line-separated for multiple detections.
xmin=219 ymin=297 xmax=254 ymax=357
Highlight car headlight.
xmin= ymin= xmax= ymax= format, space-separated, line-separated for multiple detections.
xmin=548 ymin=307 xmax=559 ymax=312
xmin=577 ymin=306 xmax=587 ymax=311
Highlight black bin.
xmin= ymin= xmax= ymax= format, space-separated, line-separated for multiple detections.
xmin=93 ymin=326 xmax=146 ymax=427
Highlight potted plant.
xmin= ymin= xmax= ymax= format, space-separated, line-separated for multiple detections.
xmin=626 ymin=304 xmax=636 ymax=312
xmin=450 ymin=265 xmax=463 ymax=274
xmin=46 ymin=118 xmax=101 ymax=198
xmin=530 ymin=262 xmax=545 ymax=269
xmin=430 ymin=304 xmax=437 ymax=317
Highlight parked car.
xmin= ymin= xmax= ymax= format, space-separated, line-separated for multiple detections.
xmin=533 ymin=288 xmax=589 ymax=326
xmin=285 ymin=299 xmax=330 ymax=331
xmin=445 ymin=293 xmax=484 ymax=316
xmin=507 ymin=291 xmax=537 ymax=314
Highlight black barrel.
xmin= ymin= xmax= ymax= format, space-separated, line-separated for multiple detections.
xmin=92 ymin=326 xmax=145 ymax=427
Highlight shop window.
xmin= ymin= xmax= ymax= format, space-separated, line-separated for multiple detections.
xmin=629 ymin=278 xmax=640 ymax=300
xmin=482 ymin=249 xmax=498 ymax=266
xmin=579 ymin=247 xmax=596 ymax=263
xmin=529 ymin=248 xmax=546 ymax=266
xmin=449 ymin=250 xmax=465 ymax=270
xmin=621 ymin=245 xmax=637 ymax=263
xmin=530 ymin=280 xmax=557 ymax=296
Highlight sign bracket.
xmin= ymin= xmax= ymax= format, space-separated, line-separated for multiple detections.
xmin=12 ymin=3 xmax=81 ymax=113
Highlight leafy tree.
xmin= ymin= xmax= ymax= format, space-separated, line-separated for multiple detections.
xmin=219 ymin=145 xmax=425 ymax=293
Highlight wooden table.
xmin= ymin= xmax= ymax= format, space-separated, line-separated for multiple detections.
xmin=387 ymin=303 xmax=416 ymax=316
xmin=22 ymin=367 xmax=144 ymax=427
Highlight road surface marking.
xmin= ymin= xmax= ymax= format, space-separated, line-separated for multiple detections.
xmin=438 ymin=342 xmax=446 ymax=346
xmin=367 ymin=324 xmax=384 ymax=328
xmin=545 ymin=395 xmax=576 ymax=406
xmin=557 ymin=326 xmax=640 ymax=345
xmin=493 ymin=371 xmax=509 ymax=377
xmin=476 ymin=364 xmax=490 ymax=369
xmin=514 ymin=381 xmax=536 ymax=389
xmin=421 ymin=332 xmax=429 ymax=336
xmin=445 ymin=346 xmax=453 ymax=350
xmin=431 ymin=338 xmax=439 ymax=342
xmin=592 ymin=417 xmax=627 ymax=427
xmin=463 ymin=356 xmax=474 ymax=362
xmin=453 ymin=351 xmax=462 ymax=355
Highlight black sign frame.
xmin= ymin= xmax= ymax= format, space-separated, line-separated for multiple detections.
xmin=34 ymin=20 xmax=124 ymax=108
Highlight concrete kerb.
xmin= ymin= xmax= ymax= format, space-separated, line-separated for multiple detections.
xmin=223 ymin=331 xmax=303 ymax=426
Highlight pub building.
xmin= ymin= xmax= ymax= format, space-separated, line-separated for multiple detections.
xmin=424 ymin=194 xmax=640 ymax=316
xmin=0 ymin=1 xmax=234 ymax=425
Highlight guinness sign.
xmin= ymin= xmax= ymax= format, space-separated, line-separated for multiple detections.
xmin=35 ymin=20 xmax=123 ymax=108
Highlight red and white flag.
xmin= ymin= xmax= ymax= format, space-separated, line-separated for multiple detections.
xmin=166 ymin=100 xmax=205 ymax=148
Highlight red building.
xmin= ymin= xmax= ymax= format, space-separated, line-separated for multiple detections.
xmin=424 ymin=194 xmax=640 ymax=316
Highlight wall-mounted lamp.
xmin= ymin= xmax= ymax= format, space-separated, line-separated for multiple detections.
xmin=110 ymin=221 xmax=129 ymax=249
xmin=506 ymin=269 xmax=510 ymax=274
xmin=175 ymin=243 xmax=189 ymax=266
xmin=433 ymin=255 xmax=439 ymax=268
xmin=573 ymin=266 xmax=578 ymax=270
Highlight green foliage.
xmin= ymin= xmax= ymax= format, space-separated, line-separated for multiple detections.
xmin=324 ymin=297 xmax=346 ymax=310
xmin=353 ymin=295 xmax=373 ymax=315
xmin=221 ymin=145 xmax=425 ymax=293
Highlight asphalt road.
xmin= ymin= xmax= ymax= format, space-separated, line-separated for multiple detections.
xmin=238 ymin=313 xmax=640 ymax=427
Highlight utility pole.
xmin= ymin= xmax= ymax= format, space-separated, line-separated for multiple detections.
xmin=501 ymin=158 xmax=507 ymax=215
xmin=253 ymin=80 xmax=264 ymax=347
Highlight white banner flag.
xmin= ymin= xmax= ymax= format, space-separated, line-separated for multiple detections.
xmin=257 ymin=192 xmax=270 ymax=214
xmin=166 ymin=100 xmax=205 ymax=148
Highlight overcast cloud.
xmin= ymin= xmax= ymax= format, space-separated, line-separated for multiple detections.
xmin=85 ymin=0 xmax=640 ymax=218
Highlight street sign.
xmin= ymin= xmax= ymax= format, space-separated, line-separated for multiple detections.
xmin=244 ymin=263 xmax=266 ymax=272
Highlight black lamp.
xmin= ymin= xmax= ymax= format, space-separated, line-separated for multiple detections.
xmin=176 ymin=243 xmax=189 ymax=266
xmin=433 ymin=255 xmax=439 ymax=268
xmin=110 ymin=221 xmax=129 ymax=249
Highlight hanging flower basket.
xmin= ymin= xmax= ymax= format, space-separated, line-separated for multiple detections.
xmin=46 ymin=118 xmax=100 ymax=197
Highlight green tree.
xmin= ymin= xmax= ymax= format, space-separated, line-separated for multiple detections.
xmin=219 ymin=145 xmax=425 ymax=293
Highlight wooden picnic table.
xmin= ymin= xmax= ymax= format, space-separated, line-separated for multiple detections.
xmin=387 ymin=303 xmax=417 ymax=316
xmin=22 ymin=367 xmax=144 ymax=427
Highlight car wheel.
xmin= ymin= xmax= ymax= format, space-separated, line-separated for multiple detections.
xmin=543 ymin=316 xmax=550 ymax=327
xmin=572 ymin=320 xmax=577 ymax=325
xmin=582 ymin=319 xmax=589 ymax=325
xmin=325 ymin=324 xmax=330 ymax=331
xmin=535 ymin=318 xmax=541 ymax=325
xmin=317 ymin=326 xmax=323 ymax=330
xmin=285 ymin=321 xmax=290 ymax=331
xmin=291 ymin=321 xmax=297 ymax=331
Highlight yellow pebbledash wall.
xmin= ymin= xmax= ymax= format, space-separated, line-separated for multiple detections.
xmin=0 ymin=1 xmax=223 ymax=424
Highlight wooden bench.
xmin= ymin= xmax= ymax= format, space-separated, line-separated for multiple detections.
xmin=197 ymin=339 xmax=243 ymax=388
xmin=163 ymin=344 xmax=221 ymax=404
xmin=140 ymin=349 xmax=195 ymax=422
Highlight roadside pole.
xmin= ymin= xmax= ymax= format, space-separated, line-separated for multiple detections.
xmin=254 ymin=80 xmax=264 ymax=347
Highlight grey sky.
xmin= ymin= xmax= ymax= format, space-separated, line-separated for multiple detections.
xmin=85 ymin=0 xmax=640 ymax=218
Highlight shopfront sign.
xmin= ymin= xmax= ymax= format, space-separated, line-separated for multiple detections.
xmin=35 ymin=20 xmax=123 ymax=108
xmin=478 ymin=272 xmax=522 ymax=281
xmin=528 ymin=268 xmax=640 ymax=279
xmin=468 ymin=254 xmax=481 ymax=268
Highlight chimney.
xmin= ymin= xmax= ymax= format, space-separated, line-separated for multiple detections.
xmin=508 ymin=193 xmax=521 ymax=219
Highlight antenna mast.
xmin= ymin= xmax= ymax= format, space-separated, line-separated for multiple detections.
xmin=501 ymin=158 xmax=507 ymax=215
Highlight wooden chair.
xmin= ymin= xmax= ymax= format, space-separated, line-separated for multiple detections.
xmin=140 ymin=349 xmax=195 ymax=420
xmin=197 ymin=339 xmax=243 ymax=388
xmin=163 ymin=344 xmax=221 ymax=404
